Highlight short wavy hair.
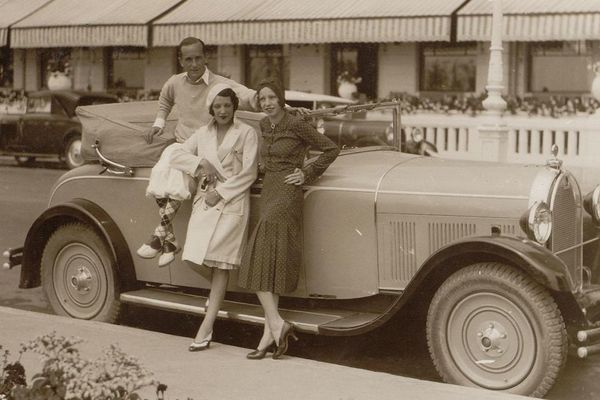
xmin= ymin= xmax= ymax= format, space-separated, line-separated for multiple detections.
xmin=177 ymin=37 xmax=205 ymax=58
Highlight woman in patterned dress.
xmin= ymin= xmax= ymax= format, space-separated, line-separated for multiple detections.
xmin=238 ymin=79 xmax=339 ymax=359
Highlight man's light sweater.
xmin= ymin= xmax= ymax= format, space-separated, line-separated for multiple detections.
xmin=154 ymin=70 xmax=257 ymax=143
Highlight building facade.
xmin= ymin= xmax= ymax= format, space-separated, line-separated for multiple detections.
xmin=1 ymin=0 xmax=600 ymax=101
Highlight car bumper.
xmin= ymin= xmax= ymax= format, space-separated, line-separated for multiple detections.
xmin=2 ymin=246 xmax=23 ymax=270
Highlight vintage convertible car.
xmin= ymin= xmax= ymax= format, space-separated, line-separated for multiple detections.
xmin=4 ymin=101 xmax=600 ymax=398
xmin=0 ymin=90 xmax=117 ymax=169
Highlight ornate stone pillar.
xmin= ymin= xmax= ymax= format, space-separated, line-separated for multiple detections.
xmin=478 ymin=0 xmax=509 ymax=163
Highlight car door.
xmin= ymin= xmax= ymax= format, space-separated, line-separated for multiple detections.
xmin=21 ymin=95 xmax=70 ymax=154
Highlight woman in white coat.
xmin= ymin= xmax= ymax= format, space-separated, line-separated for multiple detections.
xmin=169 ymin=83 xmax=259 ymax=350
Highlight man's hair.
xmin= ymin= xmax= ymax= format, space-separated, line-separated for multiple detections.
xmin=209 ymin=88 xmax=240 ymax=116
xmin=177 ymin=37 xmax=205 ymax=58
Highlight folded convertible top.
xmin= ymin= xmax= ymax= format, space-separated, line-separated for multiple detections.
xmin=77 ymin=101 xmax=178 ymax=167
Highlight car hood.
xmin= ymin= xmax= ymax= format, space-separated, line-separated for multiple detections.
xmin=316 ymin=149 xmax=418 ymax=191
xmin=377 ymin=156 xmax=544 ymax=218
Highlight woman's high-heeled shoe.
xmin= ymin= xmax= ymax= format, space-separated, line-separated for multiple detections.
xmin=272 ymin=321 xmax=298 ymax=360
xmin=246 ymin=342 xmax=274 ymax=360
xmin=189 ymin=332 xmax=212 ymax=352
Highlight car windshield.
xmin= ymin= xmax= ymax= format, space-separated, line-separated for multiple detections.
xmin=27 ymin=96 xmax=51 ymax=113
xmin=78 ymin=97 xmax=117 ymax=107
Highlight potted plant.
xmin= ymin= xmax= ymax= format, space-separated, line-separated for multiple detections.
xmin=337 ymin=71 xmax=362 ymax=100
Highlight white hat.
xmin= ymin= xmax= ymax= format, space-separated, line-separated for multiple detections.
xmin=206 ymin=83 xmax=233 ymax=108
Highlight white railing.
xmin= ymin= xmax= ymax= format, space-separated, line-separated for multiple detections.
xmin=400 ymin=112 xmax=600 ymax=193
xmin=402 ymin=113 xmax=600 ymax=168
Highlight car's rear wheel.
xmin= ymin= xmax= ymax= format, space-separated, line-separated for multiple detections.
xmin=14 ymin=156 xmax=36 ymax=167
xmin=41 ymin=223 xmax=121 ymax=322
xmin=64 ymin=136 xmax=84 ymax=169
xmin=426 ymin=262 xmax=567 ymax=398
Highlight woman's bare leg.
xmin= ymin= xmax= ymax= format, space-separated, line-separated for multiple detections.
xmin=256 ymin=293 xmax=279 ymax=350
xmin=256 ymin=291 xmax=284 ymax=345
xmin=194 ymin=269 xmax=229 ymax=342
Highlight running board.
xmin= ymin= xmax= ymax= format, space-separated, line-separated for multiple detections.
xmin=120 ymin=288 xmax=381 ymax=335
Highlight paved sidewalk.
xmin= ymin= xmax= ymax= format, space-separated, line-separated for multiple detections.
xmin=0 ymin=306 xmax=531 ymax=400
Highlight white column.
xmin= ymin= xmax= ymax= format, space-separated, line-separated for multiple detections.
xmin=478 ymin=0 xmax=509 ymax=163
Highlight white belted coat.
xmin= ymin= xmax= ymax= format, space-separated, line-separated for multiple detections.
xmin=169 ymin=118 xmax=258 ymax=266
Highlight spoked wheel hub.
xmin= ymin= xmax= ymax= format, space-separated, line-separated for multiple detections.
xmin=478 ymin=322 xmax=508 ymax=354
xmin=70 ymin=266 xmax=93 ymax=292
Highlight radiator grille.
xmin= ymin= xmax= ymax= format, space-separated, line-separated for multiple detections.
xmin=551 ymin=174 xmax=581 ymax=284
xmin=428 ymin=222 xmax=477 ymax=253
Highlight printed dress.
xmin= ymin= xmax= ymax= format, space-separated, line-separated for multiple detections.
xmin=238 ymin=112 xmax=339 ymax=294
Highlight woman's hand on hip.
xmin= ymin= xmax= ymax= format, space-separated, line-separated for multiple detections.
xmin=284 ymin=168 xmax=305 ymax=186
xmin=205 ymin=190 xmax=222 ymax=207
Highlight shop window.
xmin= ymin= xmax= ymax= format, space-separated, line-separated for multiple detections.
xmin=528 ymin=41 xmax=592 ymax=93
xmin=420 ymin=43 xmax=476 ymax=92
xmin=107 ymin=47 xmax=146 ymax=91
xmin=245 ymin=45 xmax=289 ymax=90
xmin=331 ymin=44 xmax=378 ymax=100
xmin=176 ymin=45 xmax=218 ymax=76
xmin=0 ymin=47 xmax=12 ymax=88
xmin=40 ymin=48 xmax=71 ymax=89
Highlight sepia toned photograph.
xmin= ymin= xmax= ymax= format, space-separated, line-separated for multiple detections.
xmin=2 ymin=0 xmax=600 ymax=399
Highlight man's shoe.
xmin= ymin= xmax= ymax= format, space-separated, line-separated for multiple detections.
xmin=158 ymin=241 xmax=179 ymax=267
xmin=136 ymin=236 xmax=161 ymax=259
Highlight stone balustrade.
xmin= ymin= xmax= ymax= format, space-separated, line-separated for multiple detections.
xmin=401 ymin=112 xmax=600 ymax=193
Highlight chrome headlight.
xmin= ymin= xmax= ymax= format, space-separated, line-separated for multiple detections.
xmin=584 ymin=185 xmax=600 ymax=224
xmin=411 ymin=127 xmax=424 ymax=142
xmin=520 ymin=201 xmax=552 ymax=245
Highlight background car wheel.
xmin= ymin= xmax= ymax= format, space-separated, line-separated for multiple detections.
xmin=426 ymin=262 xmax=567 ymax=398
xmin=14 ymin=156 xmax=36 ymax=167
xmin=64 ymin=135 xmax=84 ymax=169
xmin=41 ymin=223 xmax=121 ymax=322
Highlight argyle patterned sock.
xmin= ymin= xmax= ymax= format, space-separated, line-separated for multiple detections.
xmin=153 ymin=197 xmax=182 ymax=247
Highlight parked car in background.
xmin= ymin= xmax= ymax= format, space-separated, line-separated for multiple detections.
xmin=5 ymin=101 xmax=600 ymax=398
xmin=0 ymin=90 xmax=117 ymax=169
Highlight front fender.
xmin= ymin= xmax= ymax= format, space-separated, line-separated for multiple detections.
xmin=408 ymin=235 xmax=573 ymax=295
xmin=20 ymin=198 xmax=136 ymax=290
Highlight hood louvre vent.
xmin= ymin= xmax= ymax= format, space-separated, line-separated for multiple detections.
xmin=428 ymin=222 xmax=477 ymax=253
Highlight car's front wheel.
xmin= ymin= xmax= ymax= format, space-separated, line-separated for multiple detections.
xmin=64 ymin=135 xmax=84 ymax=169
xmin=426 ymin=262 xmax=567 ymax=398
xmin=41 ymin=223 xmax=121 ymax=322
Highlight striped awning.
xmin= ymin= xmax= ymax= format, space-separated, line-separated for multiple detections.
xmin=0 ymin=0 xmax=51 ymax=46
xmin=153 ymin=0 xmax=467 ymax=46
xmin=11 ymin=0 xmax=183 ymax=48
xmin=458 ymin=0 xmax=600 ymax=41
